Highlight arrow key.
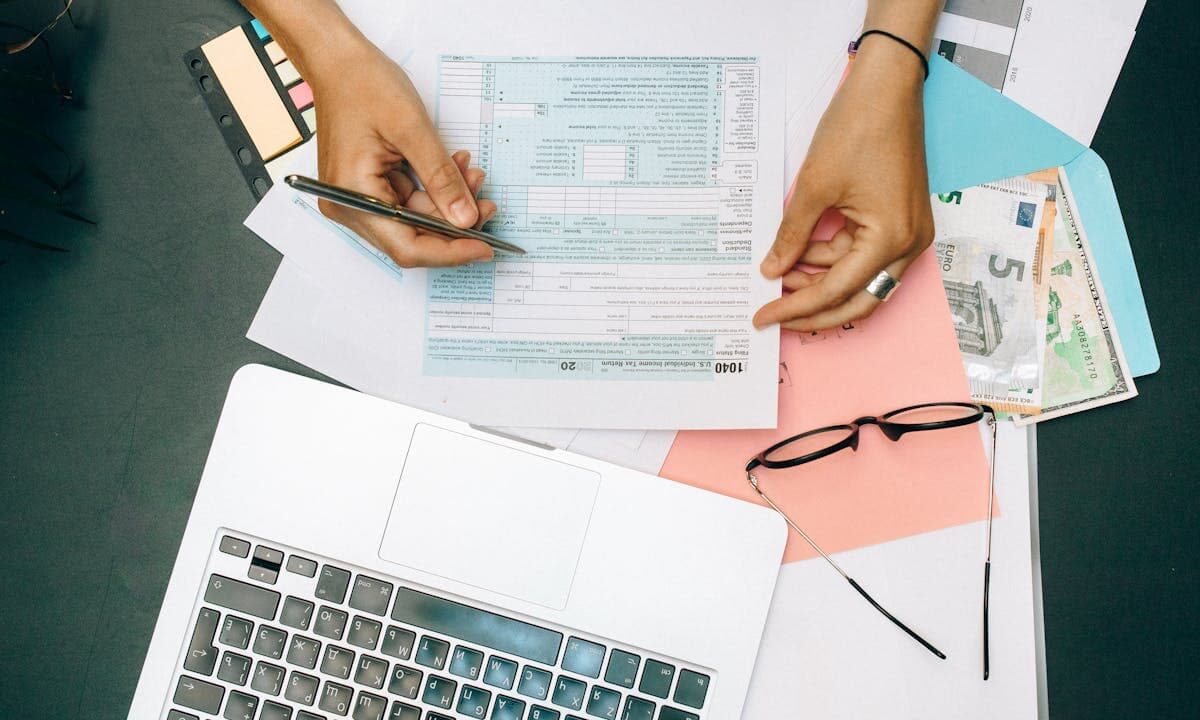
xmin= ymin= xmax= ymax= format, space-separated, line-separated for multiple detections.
xmin=173 ymin=675 xmax=224 ymax=715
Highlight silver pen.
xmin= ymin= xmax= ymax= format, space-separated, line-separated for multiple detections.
xmin=284 ymin=174 xmax=526 ymax=255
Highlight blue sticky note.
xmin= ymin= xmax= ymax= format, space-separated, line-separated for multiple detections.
xmin=250 ymin=18 xmax=270 ymax=41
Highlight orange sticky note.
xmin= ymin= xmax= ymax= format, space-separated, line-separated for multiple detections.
xmin=202 ymin=28 xmax=301 ymax=160
xmin=661 ymin=222 xmax=992 ymax=564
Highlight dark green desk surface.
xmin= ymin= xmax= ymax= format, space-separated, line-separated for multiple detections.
xmin=1 ymin=1 xmax=1196 ymax=717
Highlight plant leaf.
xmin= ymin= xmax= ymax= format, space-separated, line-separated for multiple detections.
xmin=0 ymin=226 xmax=68 ymax=252
xmin=0 ymin=149 xmax=65 ymax=192
xmin=4 ymin=0 xmax=75 ymax=54
xmin=0 ymin=182 xmax=95 ymax=225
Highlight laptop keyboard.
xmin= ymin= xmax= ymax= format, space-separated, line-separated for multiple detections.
xmin=163 ymin=531 xmax=712 ymax=720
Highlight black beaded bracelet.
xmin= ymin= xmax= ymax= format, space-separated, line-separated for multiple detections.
xmin=856 ymin=29 xmax=931 ymax=80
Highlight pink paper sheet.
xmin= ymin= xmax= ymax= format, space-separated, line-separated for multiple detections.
xmin=661 ymin=240 xmax=992 ymax=564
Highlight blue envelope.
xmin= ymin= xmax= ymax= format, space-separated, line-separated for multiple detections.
xmin=921 ymin=56 xmax=1159 ymax=376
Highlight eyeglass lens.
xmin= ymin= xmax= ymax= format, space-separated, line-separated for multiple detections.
xmin=883 ymin=403 xmax=981 ymax=424
xmin=762 ymin=426 xmax=854 ymax=463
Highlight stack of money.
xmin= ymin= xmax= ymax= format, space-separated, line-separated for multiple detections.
xmin=930 ymin=167 xmax=1137 ymax=424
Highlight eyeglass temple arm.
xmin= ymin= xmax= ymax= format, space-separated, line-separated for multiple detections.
xmin=749 ymin=472 xmax=946 ymax=661
xmin=982 ymin=408 xmax=998 ymax=680
xmin=846 ymin=577 xmax=946 ymax=660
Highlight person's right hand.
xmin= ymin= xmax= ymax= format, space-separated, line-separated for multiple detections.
xmin=303 ymin=40 xmax=497 ymax=268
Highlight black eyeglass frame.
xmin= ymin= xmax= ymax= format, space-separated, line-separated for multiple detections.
xmin=747 ymin=401 xmax=990 ymax=472
xmin=744 ymin=401 xmax=997 ymax=679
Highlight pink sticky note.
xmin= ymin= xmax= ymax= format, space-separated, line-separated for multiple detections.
xmin=661 ymin=246 xmax=993 ymax=565
xmin=288 ymin=81 xmax=314 ymax=111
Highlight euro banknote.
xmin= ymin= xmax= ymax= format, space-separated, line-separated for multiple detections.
xmin=932 ymin=174 xmax=1054 ymax=414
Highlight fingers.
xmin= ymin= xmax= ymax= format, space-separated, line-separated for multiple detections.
xmin=781 ymin=254 xmax=918 ymax=331
xmin=799 ymin=228 xmax=854 ymax=267
xmin=782 ymin=268 xmax=823 ymax=291
xmin=754 ymin=228 xmax=921 ymax=328
xmin=402 ymin=119 xmax=480 ymax=228
xmin=760 ymin=178 xmax=832 ymax=278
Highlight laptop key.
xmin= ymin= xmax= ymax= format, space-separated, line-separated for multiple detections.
xmin=620 ymin=697 xmax=654 ymax=720
xmin=450 ymin=646 xmax=484 ymax=680
xmin=316 ymin=565 xmax=352 ymax=604
xmin=387 ymin=701 xmax=420 ymax=720
xmin=287 ymin=635 xmax=322 ymax=670
xmin=348 ymin=616 xmax=383 ymax=650
xmin=353 ymin=691 xmax=388 ymax=720
xmin=381 ymin=626 xmax=415 ymax=660
xmin=415 ymin=636 xmax=449 ymax=669
xmin=321 ymin=645 xmax=356 ymax=680
xmin=167 ymin=711 xmax=199 ymax=720
xmin=562 ymin=637 xmax=606 ymax=679
xmin=184 ymin=607 xmax=220 ymax=675
xmin=354 ymin=654 xmax=389 ymax=690
xmin=218 ymin=651 xmax=252 ymax=686
xmin=319 ymin=680 xmax=354 ymax=716
xmin=260 ymin=700 xmax=293 ymax=720
xmin=388 ymin=664 xmax=423 ymax=699
xmin=252 ymin=661 xmax=285 ymax=696
xmin=637 ymin=661 xmax=674 ymax=699
xmin=297 ymin=712 xmax=324 ymax=720
xmin=315 ymin=606 xmax=349 ymax=640
xmin=422 ymin=675 xmax=457 ymax=709
xmin=483 ymin=656 xmax=518 ymax=690
xmin=585 ymin=687 xmax=620 ymax=719
xmin=285 ymin=671 xmax=320 ymax=706
xmin=552 ymin=676 xmax=586 ymax=711
xmin=173 ymin=675 xmax=224 ymax=715
xmin=604 ymin=650 xmax=640 ymax=689
xmin=281 ymin=597 xmax=315 ymax=631
xmin=456 ymin=685 xmax=491 ymax=718
xmin=491 ymin=695 xmax=526 ymax=720
xmin=349 ymin=575 xmax=394 ymax=616
xmin=530 ymin=706 xmax=560 ymax=720
xmin=223 ymin=689 xmax=260 ymax=720
xmin=657 ymin=708 xmax=698 ymax=720
xmin=254 ymin=625 xmax=288 ymax=659
xmin=672 ymin=670 xmax=709 ymax=709
xmin=220 ymin=536 xmax=251 ymax=558
xmin=220 ymin=615 xmax=254 ymax=649
xmin=206 ymin=574 xmax=280 ymax=621
xmin=287 ymin=555 xmax=318 ymax=577
xmin=518 ymin=666 xmax=552 ymax=700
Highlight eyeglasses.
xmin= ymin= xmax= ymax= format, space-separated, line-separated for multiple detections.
xmin=745 ymin=402 xmax=997 ymax=679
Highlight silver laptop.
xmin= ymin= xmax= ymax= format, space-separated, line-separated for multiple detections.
xmin=128 ymin=365 xmax=785 ymax=720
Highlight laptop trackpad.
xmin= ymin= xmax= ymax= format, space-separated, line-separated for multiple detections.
xmin=379 ymin=424 xmax=601 ymax=610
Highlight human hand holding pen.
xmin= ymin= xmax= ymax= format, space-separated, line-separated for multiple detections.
xmin=241 ymin=0 xmax=496 ymax=268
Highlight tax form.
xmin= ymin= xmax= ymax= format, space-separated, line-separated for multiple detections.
xmin=244 ymin=0 xmax=785 ymax=429
xmin=427 ymin=56 xmax=768 ymax=383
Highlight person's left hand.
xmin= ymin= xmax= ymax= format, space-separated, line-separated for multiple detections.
xmin=753 ymin=40 xmax=934 ymax=332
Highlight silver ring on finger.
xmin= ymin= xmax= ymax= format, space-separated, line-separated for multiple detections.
xmin=864 ymin=269 xmax=901 ymax=302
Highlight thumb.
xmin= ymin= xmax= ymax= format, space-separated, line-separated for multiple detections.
xmin=761 ymin=178 xmax=830 ymax=279
xmin=402 ymin=119 xmax=479 ymax=228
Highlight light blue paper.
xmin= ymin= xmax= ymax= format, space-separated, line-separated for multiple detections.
xmin=922 ymin=57 xmax=1158 ymax=376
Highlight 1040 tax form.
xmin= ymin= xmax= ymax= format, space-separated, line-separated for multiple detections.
xmin=246 ymin=2 xmax=784 ymax=429
xmin=428 ymin=56 xmax=769 ymax=384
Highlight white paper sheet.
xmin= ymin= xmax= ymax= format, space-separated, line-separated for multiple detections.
xmin=247 ymin=0 xmax=787 ymax=430
xmin=744 ymin=422 xmax=1043 ymax=718
xmin=248 ymin=256 xmax=679 ymax=474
